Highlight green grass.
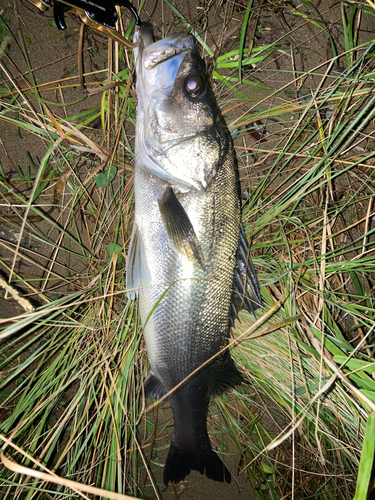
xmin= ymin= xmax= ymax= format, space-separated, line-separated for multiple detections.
xmin=0 ymin=1 xmax=375 ymax=498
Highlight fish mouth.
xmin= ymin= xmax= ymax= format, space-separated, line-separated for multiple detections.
xmin=134 ymin=25 xmax=206 ymax=191
xmin=134 ymin=23 xmax=194 ymax=69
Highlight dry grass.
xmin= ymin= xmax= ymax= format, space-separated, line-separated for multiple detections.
xmin=0 ymin=1 xmax=375 ymax=499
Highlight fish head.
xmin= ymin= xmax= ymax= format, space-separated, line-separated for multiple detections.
xmin=134 ymin=24 xmax=230 ymax=191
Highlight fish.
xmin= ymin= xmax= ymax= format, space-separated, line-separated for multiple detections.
xmin=126 ymin=22 xmax=262 ymax=486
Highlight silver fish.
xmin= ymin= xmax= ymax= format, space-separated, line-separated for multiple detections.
xmin=126 ymin=23 xmax=262 ymax=486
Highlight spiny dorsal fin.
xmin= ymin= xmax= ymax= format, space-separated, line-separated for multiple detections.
xmin=158 ymin=186 xmax=204 ymax=267
xmin=232 ymin=223 xmax=262 ymax=316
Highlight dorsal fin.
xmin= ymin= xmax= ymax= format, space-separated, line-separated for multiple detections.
xmin=232 ymin=223 xmax=262 ymax=316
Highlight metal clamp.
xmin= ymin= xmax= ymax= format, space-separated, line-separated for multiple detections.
xmin=26 ymin=0 xmax=140 ymax=48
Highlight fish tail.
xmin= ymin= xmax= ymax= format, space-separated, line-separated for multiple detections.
xmin=163 ymin=441 xmax=231 ymax=486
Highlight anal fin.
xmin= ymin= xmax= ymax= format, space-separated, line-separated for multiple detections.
xmin=212 ymin=352 xmax=244 ymax=397
xmin=144 ymin=372 xmax=167 ymax=400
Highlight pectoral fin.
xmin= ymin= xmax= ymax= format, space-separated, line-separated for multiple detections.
xmin=126 ymin=222 xmax=151 ymax=299
xmin=232 ymin=223 xmax=262 ymax=316
xmin=158 ymin=186 xmax=204 ymax=266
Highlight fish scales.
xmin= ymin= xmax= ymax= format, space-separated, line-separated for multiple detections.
xmin=127 ymin=23 xmax=262 ymax=486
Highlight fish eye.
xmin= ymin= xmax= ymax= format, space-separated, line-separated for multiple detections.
xmin=185 ymin=75 xmax=205 ymax=98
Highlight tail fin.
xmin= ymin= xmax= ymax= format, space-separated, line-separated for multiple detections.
xmin=163 ymin=441 xmax=231 ymax=486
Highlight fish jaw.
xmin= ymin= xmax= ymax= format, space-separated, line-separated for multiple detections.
xmin=134 ymin=26 xmax=196 ymax=188
xmin=134 ymin=25 xmax=229 ymax=191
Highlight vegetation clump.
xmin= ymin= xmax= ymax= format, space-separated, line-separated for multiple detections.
xmin=0 ymin=1 xmax=375 ymax=498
